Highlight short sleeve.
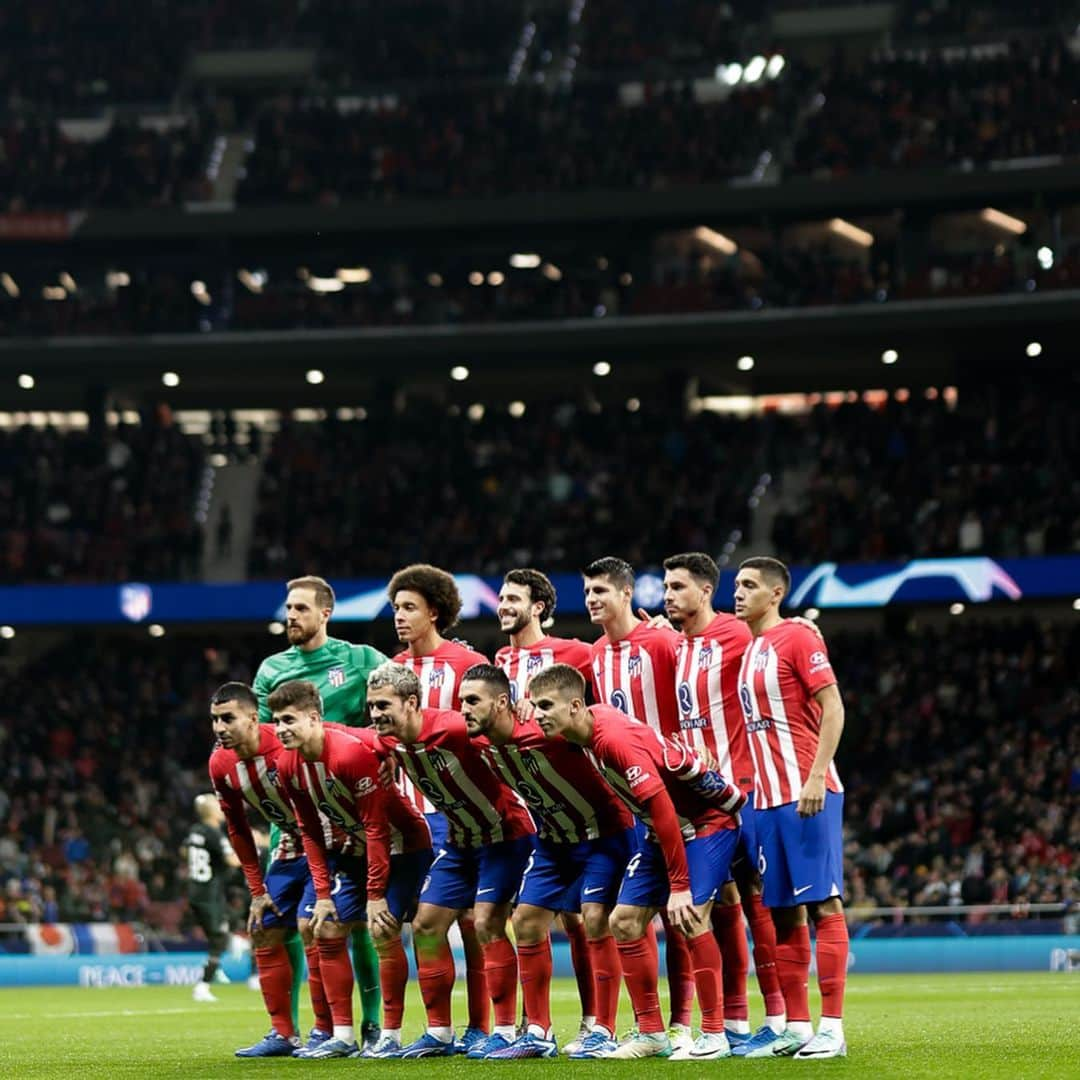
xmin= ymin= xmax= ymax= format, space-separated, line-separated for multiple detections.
xmin=790 ymin=625 xmax=836 ymax=695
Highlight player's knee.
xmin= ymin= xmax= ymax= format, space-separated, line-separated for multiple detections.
xmin=472 ymin=908 xmax=508 ymax=945
xmin=511 ymin=906 xmax=549 ymax=945
xmin=297 ymin=920 xmax=315 ymax=946
xmin=809 ymin=897 xmax=844 ymax=921
xmin=608 ymin=905 xmax=644 ymax=942
xmin=580 ymin=904 xmax=611 ymax=940
xmin=250 ymin=926 xmax=284 ymax=949
xmin=719 ymin=880 xmax=740 ymax=906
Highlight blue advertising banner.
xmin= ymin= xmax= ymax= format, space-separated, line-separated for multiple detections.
xmin=1 ymin=935 xmax=1077 ymax=987
xmin=0 ymin=556 xmax=1074 ymax=627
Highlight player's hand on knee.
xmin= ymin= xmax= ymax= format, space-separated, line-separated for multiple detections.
xmin=247 ymin=892 xmax=282 ymax=934
xmin=667 ymin=889 xmax=697 ymax=936
xmin=367 ymin=897 xmax=398 ymax=936
xmin=311 ymin=898 xmax=338 ymax=936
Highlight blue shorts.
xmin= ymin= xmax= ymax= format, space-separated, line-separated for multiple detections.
xmin=259 ymin=856 xmax=309 ymax=930
xmin=732 ymin=790 xmax=759 ymax=875
xmin=618 ymin=829 xmax=740 ymax=909
xmin=518 ymin=828 xmax=635 ymax=913
xmin=426 ymin=812 xmax=448 ymax=851
xmin=756 ymin=792 xmax=845 ymax=909
xmin=420 ymin=836 xmax=533 ymax=911
xmin=301 ymin=853 xmax=368 ymax=925
xmin=385 ymin=849 xmax=434 ymax=923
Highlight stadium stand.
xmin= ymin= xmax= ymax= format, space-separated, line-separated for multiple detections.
xmin=0 ymin=413 xmax=206 ymax=583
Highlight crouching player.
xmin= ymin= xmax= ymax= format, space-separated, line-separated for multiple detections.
xmin=208 ymin=683 xmax=313 ymax=1057
xmin=368 ymin=662 xmax=536 ymax=1059
xmin=530 ymin=664 xmax=746 ymax=1060
xmin=271 ymin=679 xmax=434 ymax=1059
xmin=460 ymin=664 xmax=635 ymax=1058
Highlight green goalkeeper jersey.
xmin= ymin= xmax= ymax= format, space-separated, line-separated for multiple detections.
xmin=254 ymin=637 xmax=388 ymax=728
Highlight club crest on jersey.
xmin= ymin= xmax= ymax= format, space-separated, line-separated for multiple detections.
xmin=266 ymin=766 xmax=279 ymax=787
xmin=698 ymin=646 xmax=713 ymax=666
xmin=753 ymin=649 xmax=770 ymax=672
xmin=428 ymin=668 xmax=446 ymax=688
xmin=327 ymin=667 xmax=346 ymax=688
xmin=526 ymin=654 xmax=545 ymax=673
xmin=627 ymin=655 xmax=642 ymax=677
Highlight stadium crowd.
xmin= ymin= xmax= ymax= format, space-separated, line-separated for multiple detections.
xmin=0 ymin=412 xmax=206 ymax=584
xmin=770 ymin=390 xmax=1080 ymax=563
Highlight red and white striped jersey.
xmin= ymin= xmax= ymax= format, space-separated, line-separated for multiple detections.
xmin=590 ymin=622 xmax=681 ymax=737
xmin=495 ymin=635 xmax=593 ymax=705
xmin=476 ymin=718 xmax=633 ymax=844
xmin=584 ymin=704 xmax=741 ymax=843
xmin=393 ymin=639 xmax=489 ymax=812
xmin=379 ymin=708 xmax=535 ymax=849
xmin=210 ymin=726 xmax=303 ymax=898
xmin=736 ymin=620 xmax=843 ymax=810
xmin=276 ymin=727 xmax=431 ymax=901
xmin=675 ymin=613 xmax=757 ymax=794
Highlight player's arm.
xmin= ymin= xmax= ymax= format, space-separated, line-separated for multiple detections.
xmin=659 ymin=737 xmax=746 ymax=816
xmin=211 ymin=766 xmax=267 ymax=897
xmin=798 ymin=683 xmax=844 ymax=818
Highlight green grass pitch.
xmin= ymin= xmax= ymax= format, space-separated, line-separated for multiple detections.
xmin=0 ymin=973 xmax=1075 ymax=1079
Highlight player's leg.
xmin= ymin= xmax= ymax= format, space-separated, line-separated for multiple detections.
xmin=568 ymin=824 xmax=634 ymax=1056
xmin=669 ymin=828 xmax=741 ymax=1061
xmin=466 ymin=835 xmax=533 ymax=1058
xmin=659 ymin=910 xmax=695 ymax=1045
xmin=711 ymin=881 xmax=750 ymax=1042
xmin=296 ymin=855 xmax=369 ymax=1059
xmin=362 ymin=847 xmax=433 ymax=1058
xmin=795 ymin=792 xmax=848 ymax=1060
xmin=350 ymin=924 xmax=382 ymax=1046
xmin=744 ymin=803 xmax=814 ymax=1058
xmin=558 ymin=912 xmax=596 ymax=1039
xmin=403 ymin=843 xmax=473 ymax=1056
xmin=191 ymin=901 xmax=224 ymax=1002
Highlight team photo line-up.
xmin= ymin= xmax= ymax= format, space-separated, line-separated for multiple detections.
xmin=203 ymin=554 xmax=847 ymax=1061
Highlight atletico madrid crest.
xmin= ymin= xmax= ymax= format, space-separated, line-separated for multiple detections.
xmin=327 ymin=667 xmax=346 ymax=688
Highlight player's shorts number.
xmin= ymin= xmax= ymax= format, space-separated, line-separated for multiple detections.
xmin=188 ymin=845 xmax=213 ymax=883
xmin=610 ymin=689 xmax=630 ymax=714
xmin=519 ymin=852 xmax=535 ymax=890
xmin=757 ymin=846 xmax=767 ymax=877
xmin=625 ymin=852 xmax=643 ymax=879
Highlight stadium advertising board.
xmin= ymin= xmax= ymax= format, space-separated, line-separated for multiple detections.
xmin=0 ymin=555 xmax=1073 ymax=626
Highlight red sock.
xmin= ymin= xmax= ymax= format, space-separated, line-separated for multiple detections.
xmin=616 ymin=935 xmax=664 ymax=1034
xmin=686 ymin=930 xmax=725 ymax=1033
xmin=564 ymin=918 xmax=596 ymax=1019
xmin=711 ymin=902 xmax=748 ymax=1022
xmin=517 ymin=938 xmax=553 ymax=1034
xmin=661 ymin=912 xmax=694 ymax=1027
xmin=459 ymin=915 xmax=490 ymax=1032
xmin=254 ymin=944 xmax=296 ymax=1038
xmin=377 ymin=937 xmax=409 ymax=1031
xmin=587 ymin=934 xmax=621 ymax=1035
xmin=745 ymin=892 xmax=785 ymax=1017
xmin=316 ymin=937 xmax=355 ymax=1027
xmin=416 ymin=939 xmax=455 ymax=1029
xmin=774 ymin=922 xmax=811 ymax=1023
xmin=815 ymin=913 xmax=849 ymax=1019
xmin=482 ymin=937 xmax=518 ymax=1028
xmin=304 ymin=944 xmax=332 ymax=1033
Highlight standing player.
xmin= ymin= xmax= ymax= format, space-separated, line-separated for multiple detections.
xmin=459 ymin=663 xmax=634 ymax=1059
xmin=734 ymin=557 xmax=849 ymax=1059
xmin=367 ymin=662 xmax=535 ymax=1059
xmin=583 ymin=556 xmax=695 ymax=1048
xmin=184 ymin=794 xmax=240 ymax=1004
xmin=529 ymin=664 xmax=746 ymax=1061
xmin=253 ymin=575 xmax=388 ymax=1049
xmin=270 ymin=680 xmax=434 ymax=1060
xmin=389 ymin=563 xmax=491 ymax=1049
xmin=209 ymin=683 xmax=319 ymax=1058
xmin=662 ymin=552 xmax=787 ymax=1050
xmin=493 ymin=568 xmax=597 ymax=1049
